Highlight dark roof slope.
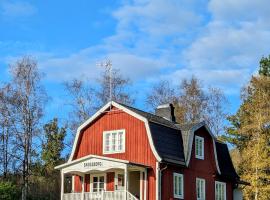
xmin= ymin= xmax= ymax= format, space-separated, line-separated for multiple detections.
xmin=119 ymin=103 xmax=179 ymax=129
xmin=119 ymin=102 xmax=239 ymax=179
xmin=148 ymin=122 xmax=185 ymax=164
xmin=215 ymin=141 xmax=239 ymax=181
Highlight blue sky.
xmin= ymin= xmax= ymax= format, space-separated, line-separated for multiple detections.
xmin=1 ymin=0 xmax=270 ymax=124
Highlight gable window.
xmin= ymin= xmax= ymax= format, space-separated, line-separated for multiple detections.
xmin=215 ymin=181 xmax=226 ymax=200
xmin=195 ymin=136 xmax=204 ymax=159
xmin=103 ymin=130 xmax=125 ymax=154
xmin=196 ymin=178 xmax=205 ymax=200
xmin=173 ymin=173 xmax=184 ymax=199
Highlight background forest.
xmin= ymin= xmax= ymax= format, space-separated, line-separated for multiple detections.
xmin=0 ymin=55 xmax=269 ymax=200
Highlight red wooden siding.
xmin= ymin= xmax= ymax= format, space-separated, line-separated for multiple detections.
xmin=161 ymin=128 xmax=233 ymax=200
xmin=85 ymin=174 xmax=90 ymax=192
xmin=106 ymin=172 xmax=115 ymax=191
xmin=74 ymin=175 xmax=82 ymax=193
xmin=73 ymin=108 xmax=157 ymax=200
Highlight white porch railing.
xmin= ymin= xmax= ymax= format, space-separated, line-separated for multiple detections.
xmin=63 ymin=190 xmax=138 ymax=200
xmin=63 ymin=192 xmax=81 ymax=200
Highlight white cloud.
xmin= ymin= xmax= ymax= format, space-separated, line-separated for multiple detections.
xmin=3 ymin=0 xmax=270 ymax=97
xmin=113 ymin=0 xmax=204 ymax=37
xmin=179 ymin=0 xmax=270 ymax=93
xmin=208 ymin=0 xmax=270 ymax=22
xmin=0 ymin=1 xmax=36 ymax=18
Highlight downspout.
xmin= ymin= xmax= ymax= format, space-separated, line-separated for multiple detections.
xmin=158 ymin=164 xmax=168 ymax=200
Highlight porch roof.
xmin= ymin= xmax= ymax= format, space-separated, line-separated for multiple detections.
xmin=55 ymin=154 xmax=150 ymax=172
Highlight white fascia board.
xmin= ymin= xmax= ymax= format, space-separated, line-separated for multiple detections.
xmin=67 ymin=101 xmax=161 ymax=164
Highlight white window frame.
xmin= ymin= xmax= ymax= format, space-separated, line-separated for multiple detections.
xmin=103 ymin=129 xmax=125 ymax=154
xmin=196 ymin=178 xmax=205 ymax=200
xmin=90 ymin=173 xmax=106 ymax=192
xmin=215 ymin=181 xmax=226 ymax=200
xmin=173 ymin=173 xmax=184 ymax=199
xmin=195 ymin=136 xmax=204 ymax=159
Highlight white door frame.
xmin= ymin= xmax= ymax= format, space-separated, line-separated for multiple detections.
xmin=90 ymin=173 xmax=107 ymax=192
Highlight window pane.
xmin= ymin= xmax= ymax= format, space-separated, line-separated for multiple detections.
xmin=174 ymin=176 xmax=177 ymax=195
xmin=112 ymin=132 xmax=116 ymax=151
xmin=118 ymin=174 xmax=124 ymax=186
xmin=196 ymin=180 xmax=200 ymax=198
xmin=196 ymin=138 xmax=199 ymax=155
xmin=105 ymin=133 xmax=110 ymax=152
xmin=118 ymin=132 xmax=123 ymax=151
xmin=179 ymin=176 xmax=182 ymax=195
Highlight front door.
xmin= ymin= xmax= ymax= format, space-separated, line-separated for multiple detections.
xmin=91 ymin=175 xmax=105 ymax=192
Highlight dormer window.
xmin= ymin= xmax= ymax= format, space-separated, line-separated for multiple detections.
xmin=103 ymin=130 xmax=125 ymax=154
xmin=195 ymin=136 xmax=204 ymax=159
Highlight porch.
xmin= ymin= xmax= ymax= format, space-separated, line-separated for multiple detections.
xmin=56 ymin=155 xmax=148 ymax=200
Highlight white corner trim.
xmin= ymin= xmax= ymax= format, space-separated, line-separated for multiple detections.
xmin=185 ymin=122 xmax=221 ymax=174
xmin=156 ymin=162 xmax=160 ymax=200
xmin=212 ymin=139 xmax=221 ymax=174
xmin=67 ymin=101 xmax=161 ymax=163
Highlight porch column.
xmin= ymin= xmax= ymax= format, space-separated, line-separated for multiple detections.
xmin=124 ymin=164 xmax=128 ymax=200
xmin=140 ymin=171 xmax=143 ymax=200
xmin=81 ymin=175 xmax=85 ymax=200
xmin=61 ymin=170 xmax=64 ymax=200
xmin=144 ymin=169 xmax=147 ymax=200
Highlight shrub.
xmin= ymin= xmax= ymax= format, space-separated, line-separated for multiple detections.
xmin=0 ymin=181 xmax=20 ymax=200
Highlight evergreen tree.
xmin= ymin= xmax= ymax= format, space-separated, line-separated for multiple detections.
xmin=259 ymin=56 xmax=270 ymax=76
xmin=225 ymin=56 xmax=270 ymax=200
xmin=42 ymin=118 xmax=66 ymax=172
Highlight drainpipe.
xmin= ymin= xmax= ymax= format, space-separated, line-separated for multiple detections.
xmin=159 ymin=164 xmax=167 ymax=200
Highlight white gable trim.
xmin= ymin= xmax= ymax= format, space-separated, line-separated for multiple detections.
xmin=68 ymin=101 xmax=161 ymax=163
xmin=185 ymin=122 xmax=221 ymax=174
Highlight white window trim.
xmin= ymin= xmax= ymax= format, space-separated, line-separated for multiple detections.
xmin=215 ymin=181 xmax=226 ymax=200
xmin=195 ymin=136 xmax=204 ymax=160
xmin=90 ymin=173 xmax=106 ymax=192
xmin=173 ymin=173 xmax=184 ymax=199
xmin=196 ymin=178 xmax=205 ymax=200
xmin=103 ymin=129 xmax=126 ymax=154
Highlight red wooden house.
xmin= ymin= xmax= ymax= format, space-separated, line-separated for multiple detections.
xmin=56 ymin=101 xmax=244 ymax=200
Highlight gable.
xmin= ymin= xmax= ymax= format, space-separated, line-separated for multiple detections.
xmin=68 ymin=101 xmax=161 ymax=164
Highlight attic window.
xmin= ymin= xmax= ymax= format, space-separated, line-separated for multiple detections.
xmin=103 ymin=130 xmax=125 ymax=154
xmin=195 ymin=136 xmax=204 ymax=160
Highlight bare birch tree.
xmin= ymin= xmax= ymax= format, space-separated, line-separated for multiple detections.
xmin=146 ymin=76 xmax=228 ymax=135
xmin=146 ymin=80 xmax=176 ymax=109
xmin=9 ymin=56 xmax=47 ymax=200
xmin=0 ymin=84 xmax=16 ymax=179
xmin=64 ymin=79 xmax=95 ymax=134
xmin=96 ymin=67 xmax=134 ymax=106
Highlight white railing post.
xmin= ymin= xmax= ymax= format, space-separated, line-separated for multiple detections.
xmin=125 ymin=165 xmax=128 ymax=200
xmin=101 ymin=190 xmax=104 ymax=199
xmin=144 ymin=169 xmax=147 ymax=200
xmin=81 ymin=175 xmax=85 ymax=200
xmin=61 ymin=170 xmax=64 ymax=200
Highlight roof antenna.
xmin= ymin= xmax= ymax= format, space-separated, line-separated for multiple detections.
xmin=97 ymin=59 xmax=112 ymax=110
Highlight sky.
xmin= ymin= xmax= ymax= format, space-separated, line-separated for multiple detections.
xmin=1 ymin=0 xmax=270 ymax=124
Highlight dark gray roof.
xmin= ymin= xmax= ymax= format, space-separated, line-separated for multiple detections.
xmin=148 ymin=122 xmax=185 ymax=164
xmin=119 ymin=103 xmax=179 ymax=130
xmin=119 ymin=103 xmax=239 ymax=180
xmin=215 ymin=141 xmax=239 ymax=181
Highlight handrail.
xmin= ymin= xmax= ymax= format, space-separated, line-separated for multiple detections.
xmin=63 ymin=190 xmax=139 ymax=200
xmin=126 ymin=190 xmax=138 ymax=200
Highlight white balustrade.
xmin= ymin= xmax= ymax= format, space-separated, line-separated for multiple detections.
xmin=63 ymin=190 xmax=138 ymax=200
